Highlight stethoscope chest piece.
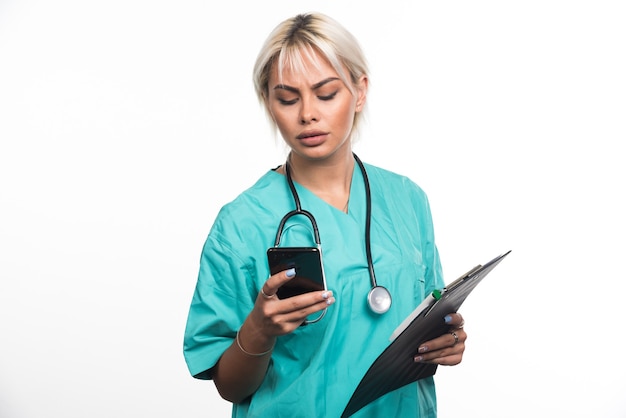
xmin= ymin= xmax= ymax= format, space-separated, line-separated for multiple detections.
xmin=367 ymin=286 xmax=392 ymax=314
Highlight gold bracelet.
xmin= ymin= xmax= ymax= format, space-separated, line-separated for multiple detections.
xmin=235 ymin=329 xmax=274 ymax=357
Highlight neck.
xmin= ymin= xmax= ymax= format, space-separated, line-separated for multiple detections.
xmin=284 ymin=151 xmax=355 ymax=211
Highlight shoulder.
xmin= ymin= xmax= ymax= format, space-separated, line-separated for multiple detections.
xmin=362 ymin=162 xmax=429 ymax=202
xmin=360 ymin=161 xmax=436 ymax=230
xmin=209 ymin=169 xmax=289 ymax=244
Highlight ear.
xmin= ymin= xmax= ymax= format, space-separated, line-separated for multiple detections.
xmin=355 ymin=75 xmax=369 ymax=112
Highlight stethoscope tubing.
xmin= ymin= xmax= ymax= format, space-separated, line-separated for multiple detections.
xmin=276 ymin=152 xmax=391 ymax=314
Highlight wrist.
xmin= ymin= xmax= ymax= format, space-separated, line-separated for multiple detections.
xmin=236 ymin=322 xmax=276 ymax=357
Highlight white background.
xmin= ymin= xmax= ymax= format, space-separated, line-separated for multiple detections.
xmin=1 ymin=1 xmax=624 ymax=417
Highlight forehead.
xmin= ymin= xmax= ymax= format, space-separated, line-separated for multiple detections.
xmin=269 ymin=47 xmax=345 ymax=87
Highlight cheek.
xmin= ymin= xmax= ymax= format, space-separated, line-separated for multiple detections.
xmin=271 ymin=110 xmax=297 ymax=141
xmin=269 ymin=105 xmax=291 ymax=128
xmin=328 ymin=100 xmax=357 ymax=127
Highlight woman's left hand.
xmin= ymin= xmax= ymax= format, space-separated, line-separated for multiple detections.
xmin=414 ymin=312 xmax=466 ymax=365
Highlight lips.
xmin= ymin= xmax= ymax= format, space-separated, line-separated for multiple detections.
xmin=296 ymin=130 xmax=328 ymax=140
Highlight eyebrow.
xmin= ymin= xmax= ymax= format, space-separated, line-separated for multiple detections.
xmin=273 ymin=77 xmax=341 ymax=93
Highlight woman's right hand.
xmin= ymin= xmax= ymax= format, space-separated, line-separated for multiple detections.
xmin=213 ymin=268 xmax=334 ymax=403
xmin=248 ymin=267 xmax=335 ymax=339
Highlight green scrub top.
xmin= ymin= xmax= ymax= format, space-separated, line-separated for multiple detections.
xmin=184 ymin=162 xmax=444 ymax=418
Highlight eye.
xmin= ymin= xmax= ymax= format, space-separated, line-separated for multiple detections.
xmin=278 ymin=97 xmax=298 ymax=105
xmin=318 ymin=91 xmax=338 ymax=101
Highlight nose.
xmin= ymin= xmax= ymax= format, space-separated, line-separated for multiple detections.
xmin=299 ymin=96 xmax=318 ymax=124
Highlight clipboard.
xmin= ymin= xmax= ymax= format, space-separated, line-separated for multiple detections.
xmin=341 ymin=250 xmax=511 ymax=418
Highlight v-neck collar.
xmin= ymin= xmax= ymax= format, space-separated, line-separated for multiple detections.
xmin=277 ymin=162 xmax=365 ymax=220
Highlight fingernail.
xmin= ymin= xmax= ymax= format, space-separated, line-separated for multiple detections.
xmin=444 ymin=315 xmax=452 ymax=324
xmin=326 ymin=297 xmax=335 ymax=306
xmin=418 ymin=346 xmax=428 ymax=353
xmin=286 ymin=268 xmax=296 ymax=278
xmin=322 ymin=291 xmax=329 ymax=299
xmin=414 ymin=355 xmax=423 ymax=362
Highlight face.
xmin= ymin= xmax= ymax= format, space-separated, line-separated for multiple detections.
xmin=265 ymin=49 xmax=367 ymax=163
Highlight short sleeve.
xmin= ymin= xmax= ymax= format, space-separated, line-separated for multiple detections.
xmin=182 ymin=230 xmax=256 ymax=379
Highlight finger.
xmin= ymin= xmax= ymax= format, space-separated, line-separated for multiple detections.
xmin=285 ymin=297 xmax=335 ymax=325
xmin=422 ymin=350 xmax=464 ymax=366
xmin=257 ymin=289 xmax=334 ymax=322
xmin=261 ymin=267 xmax=297 ymax=298
xmin=414 ymin=335 xmax=466 ymax=364
xmin=264 ymin=293 xmax=336 ymax=332
xmin=444 ymin=313 xmax=465 ymax=329
xmin=450 ymin=330 xmax=459 ymax=346
xmin=276 ymin=290 xmax=335 ymax=316
xmin=417 ymin=327 xmax=467 ymax=354
xmin=259 ymin=287 xmax=275 ymax=299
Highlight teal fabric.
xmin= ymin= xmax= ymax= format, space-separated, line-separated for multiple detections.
xmin=183 ymin=162 xmax=444 ymax=418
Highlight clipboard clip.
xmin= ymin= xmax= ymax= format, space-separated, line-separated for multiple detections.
xmin=444 ymin=264 xmax=482 ymax=292
xmin=422 ymin=264 xmax=482 ymax=318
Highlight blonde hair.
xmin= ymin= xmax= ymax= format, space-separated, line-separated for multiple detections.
xmin=252 ymin=13 xmax=369 ymax=137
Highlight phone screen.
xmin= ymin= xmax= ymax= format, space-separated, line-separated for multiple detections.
xmin=266 ymin=247 xmax=326 ymax=299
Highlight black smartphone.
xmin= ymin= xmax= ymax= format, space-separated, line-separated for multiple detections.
xmin=266 ymin=247 xmax=326 ymax=299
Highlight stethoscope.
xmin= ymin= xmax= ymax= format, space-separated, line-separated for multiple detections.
xmin=274 ymin=152 xmax=392 ymax=315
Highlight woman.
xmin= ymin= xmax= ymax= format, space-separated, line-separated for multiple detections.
xmin=183 ymin=12 xmax=466 ymax=418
